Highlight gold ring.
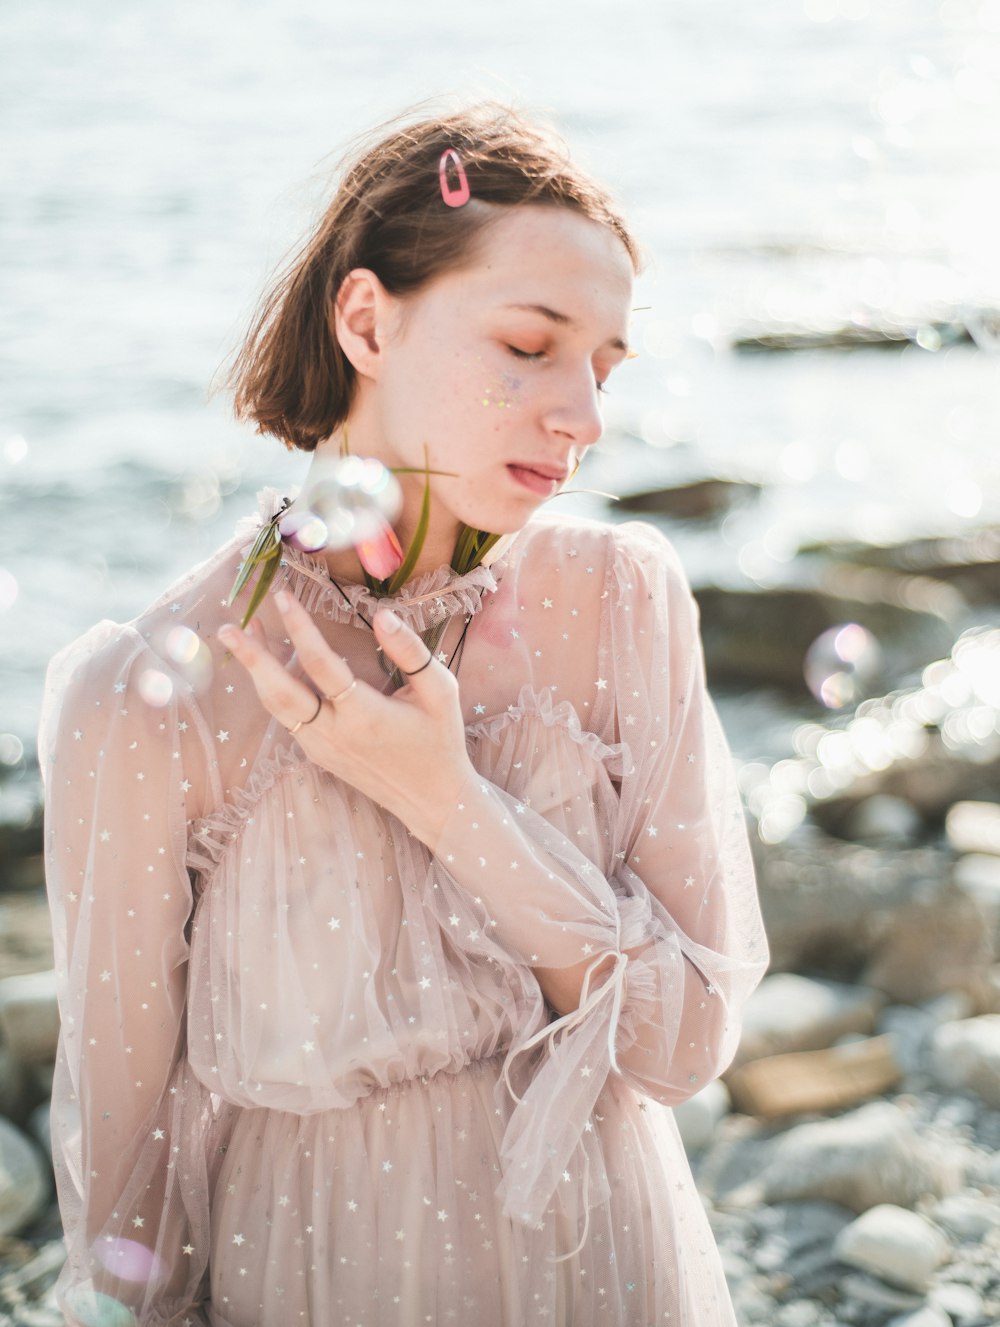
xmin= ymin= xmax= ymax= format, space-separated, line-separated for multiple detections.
xmin=287 ymin=691 xmax=323 ymax=734
xmin=326 ymin=678 xmax=358 ymax=706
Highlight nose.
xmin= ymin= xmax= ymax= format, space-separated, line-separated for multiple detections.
xmin=542 ymin=365 xmax=605 ymax=451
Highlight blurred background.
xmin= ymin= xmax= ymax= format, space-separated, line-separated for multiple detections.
xmin=3 ymin=2 xmax=1000 ymax=1320
xmin=2 ymin=0 xmax=1000 ymax=783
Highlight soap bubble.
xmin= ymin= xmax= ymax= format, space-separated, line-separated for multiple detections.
xmin=804 ymin=623 xmax=883 ymax=709
xmin=0 ymin=734 xmax=23 ymax=766
xmin=94 ymin=1236 xmax=168 ymax=1285
xmin=290 ymin=455 xmax=402 ymax=551
xmin=137 ymin=669 xmax=174 ymax=708
xmin=164 ymin=625 xmax=213 ymax=693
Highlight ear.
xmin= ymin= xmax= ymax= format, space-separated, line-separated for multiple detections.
xmin=333 ymin=268 xmax=394 ymax=380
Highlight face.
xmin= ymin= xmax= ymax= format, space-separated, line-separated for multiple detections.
xmin=368 ymin=205 xmax=635 ymax=540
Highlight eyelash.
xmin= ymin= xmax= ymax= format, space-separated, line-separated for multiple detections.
xmin=506 ymin=346 xmax=609 ymax=394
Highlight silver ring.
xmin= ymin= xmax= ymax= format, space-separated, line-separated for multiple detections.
xmin=326 ymin=678 xmax=358 ymax=706
xmin=287 ymin=691 xmax=323 ymax=734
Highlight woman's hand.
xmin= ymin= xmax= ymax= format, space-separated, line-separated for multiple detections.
xmin=218 ymin=591 xmax=475 ymax=850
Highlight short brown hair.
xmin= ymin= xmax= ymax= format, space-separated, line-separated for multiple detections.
xmin=223 ymin=100 xmax=642 ymax=452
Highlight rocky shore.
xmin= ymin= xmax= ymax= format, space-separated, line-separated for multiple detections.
xmin=3 ymin=517 xmax=1000 ymax=1325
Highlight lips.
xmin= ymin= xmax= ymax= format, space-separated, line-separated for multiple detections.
xmin=506 ymin=463 xmax=569 ymax=496
xmin=513 ymin=463 xmax=569 ymax=482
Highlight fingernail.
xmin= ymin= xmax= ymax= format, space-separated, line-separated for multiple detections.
xmin=275 ymin=590 xmax=290 ymax=611
xmin=379 ymin=609 xmax=401 ymax=633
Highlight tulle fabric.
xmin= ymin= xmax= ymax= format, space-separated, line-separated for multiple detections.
xmin=40 ymin=502 xmax=768 ymax=1326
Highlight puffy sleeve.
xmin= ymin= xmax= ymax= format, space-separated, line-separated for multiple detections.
xmin=429 ymin=521 xmax=769 ymax=1227
xmin=40 ymin=622 xmax=229 ymax=1327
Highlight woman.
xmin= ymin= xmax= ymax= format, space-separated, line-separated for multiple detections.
xmin=41 ymin=102 xmax=768 ymax=1326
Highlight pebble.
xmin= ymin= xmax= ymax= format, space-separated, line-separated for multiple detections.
xmin=929 ymin=1281 xmax=986 ymax=1324
xmin=929 ymin=1193 xmax=1000 ymax=1242
xmin=0 ymin=971 xmax=59 ymax=1068
xmin=886 ymin=1307 xmax=953 ymax=1327
xmin=945 ymin=801 xmax=1000 ymax=857
xmin=27 ymin=1103 xmax=50 ymax=1163
xmin=735 ymin=1102 xmax=963 ymax=1213
xmin=0 ymin=1117 xmax=49 ymax=1239
xmin=846 ymin=795 xmax=922 ymax=845
xmin=834 ymin=1204 xmax=951 ymax=1290
xmin=736 ymin=972 xmax=882 ymax=1062
xmin=839 ymin=1272 xmax=924 ymax=1312
xmin=929 ymin=1016 xmax=1000 ymax=1108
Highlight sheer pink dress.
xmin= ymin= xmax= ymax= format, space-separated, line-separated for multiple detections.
xmin=41 ymin=494 xmax=768 ymax=1326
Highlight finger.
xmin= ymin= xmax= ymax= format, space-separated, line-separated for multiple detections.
xmin=273 ymin=589 xmax=356 ymax=700
xmin=218 ymin=620 xmax=324 ymax=730
xmin=372 ymin=610 xmax=456 ymax=707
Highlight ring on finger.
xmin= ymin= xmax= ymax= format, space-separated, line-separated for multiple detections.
xmin=287 ymin=691 xmax=324 ymax=734
xmin=326 ymin=677 xmax=358 ymax=706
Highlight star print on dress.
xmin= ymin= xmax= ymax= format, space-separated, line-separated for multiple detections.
xmin=39 ymin=501 xmax=765 ymax=1326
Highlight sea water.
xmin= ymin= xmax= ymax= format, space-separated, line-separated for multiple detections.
xmin=2 ymin=0 xmax=1000 ymax=766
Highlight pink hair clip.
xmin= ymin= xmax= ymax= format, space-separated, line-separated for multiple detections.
xmin=438 ymin=148 xmax=471 ymax=208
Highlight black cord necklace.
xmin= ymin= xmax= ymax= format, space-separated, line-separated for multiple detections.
xmin=326 ymin=573 xmax=481 ymax=694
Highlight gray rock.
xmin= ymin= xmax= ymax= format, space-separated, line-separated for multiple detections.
xmin=672 ymin=1079 xmax=730 ymax=1152
xmin=929 ymin=1016 xmax=1000 ymax=1107
xmin=834 ymin=1204 xmax=951 ymax=1291
xmin=886 ymin=1307 xmax=953 ymax=1327
xmin=736 ymin=972 xmax=883 ymax=1064
xmin=28 ymin=1102 xmax=50 ymax=1162
xmin=729 ymin=1102 xmax=963 ymax=1214
xmin=863 ymin=884 xmax=996 ymax=1007
xmin=840 ymin=1271 xmax=924 ymax=1312
xmin=0 ymin=1046 xmax=33 ymax=1124
xmin=929 ymin=1282 xmax=986 ymax=1325
xmin=946 ymin=802 xmax=1000 ymax=857
xmin=879 ymin=1006 xmax=935 ymax=1076
xmin=0 ymin=1116 xmax=48 ymax=1237
xmin=0 ymin=971 xmax=59 ymax=1068
xmin=929 ymin=1193 xmax=1000 ymax=1241
xmin=846 ymin=796 xmax=923 ymax=846
xmin=776 ymin=1301 xmax=824 ymax=1327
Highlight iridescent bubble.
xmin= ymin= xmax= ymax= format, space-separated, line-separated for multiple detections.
xmin=0 ymin=568 xmax=17 ymax=611
xmin=94 ymin=1236 xmax=168 ymax=1285
xmin=301 ymin=455 xmax=402 ymax=550
xmin=164 ymin=626 xmax=201 ymax=666
xmin=65 ymin=1285 xmax=139 ymax=1327
xmin=163 ymin=625 xmax=213 ymax=693
xmin=137 ymin=669 xmax=174 ymax=709
xmin=0 ymin=734 xmax=24 ymax=766
xmin=804 ymin=623 xmax=883 ymax=709
xmin=278 ymin=510 xmax=329 ymax=552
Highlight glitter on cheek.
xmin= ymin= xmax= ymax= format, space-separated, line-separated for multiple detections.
xmin=480 ymin=371 xmax=524 ymax=410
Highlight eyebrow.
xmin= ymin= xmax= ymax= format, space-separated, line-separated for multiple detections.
xmin=502 ymin=303 xmax=630 ymax=354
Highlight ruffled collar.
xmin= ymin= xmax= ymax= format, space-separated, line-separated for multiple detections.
xmin=237 ymin=488 xmax=505 ymax=633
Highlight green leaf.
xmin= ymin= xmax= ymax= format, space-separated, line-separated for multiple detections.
xmin=237 ymin=551 xmax=281 ymax=628
xmin=384 ymin=450 xmax=432 ymax=595
xmin=228 ymin=521 xmax=281 ymax=608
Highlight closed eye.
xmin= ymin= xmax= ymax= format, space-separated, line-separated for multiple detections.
xmin=506 ymin=345 xmax=609 ymax=394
